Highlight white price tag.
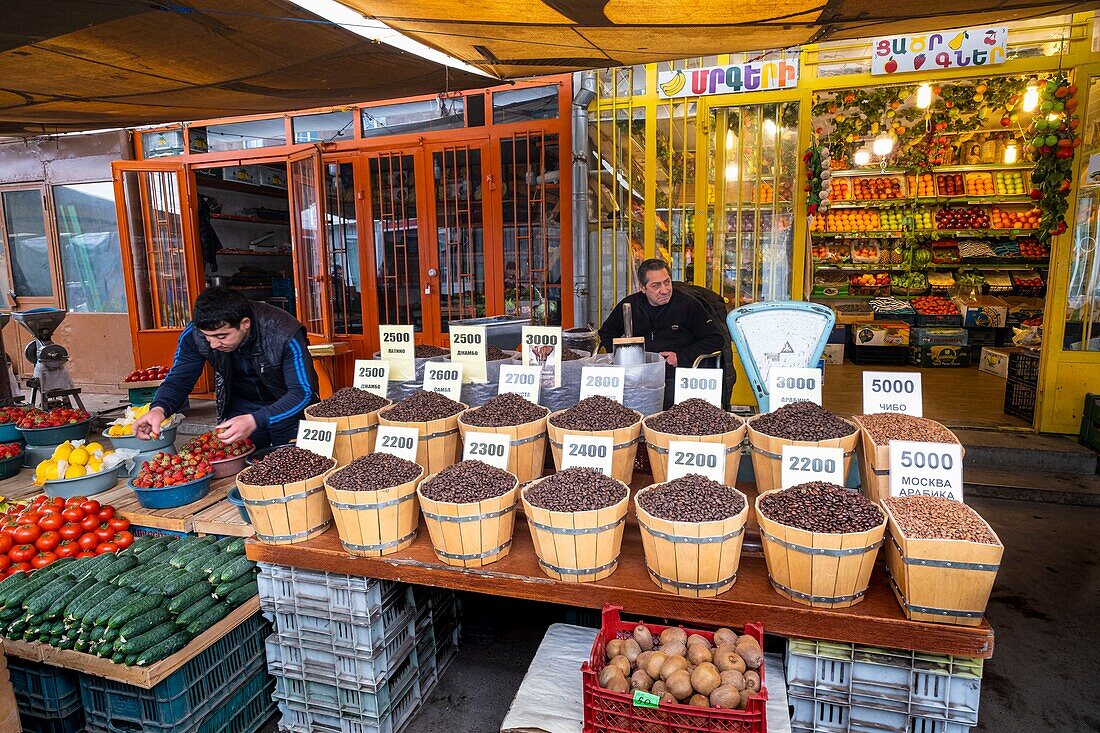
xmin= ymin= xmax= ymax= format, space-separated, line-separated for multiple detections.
xmin=522 ymin=326 xmax=564 ymax=388
xmin=666 ymin=441 xmax=726 ymax=483
xmin=423 ymin=361 xmax=463 ymax=402
xmin=769 ymin=367 xmax=822 ymax=410
xmin=560 ymin=434 xmax=614 ymax=476
xmin=863 ymin=371 xmax=923 ymax=416
xmin=375 ymin=425 xmax=420 ymax=462
xmin=889 ymin=441 xmax=964 ymax=501
xmin=462 ymin=431 xmax=511 ymax=470
xmin=498 ymin=364 xmax=542 ymax=404
xmin=295 ymin=420 xmax=336 ymax=458
xmin=674 ymin=368 xmax=723 ymax=406
xmin=353 ymin=359 xmax=390 ymax=397
xmin=579 ymin=366 xmax=625 ymax=403
xmin=379 ymin=325 xmax=415 ymax=381
xmin=781 ymin=445 xmax=845 ymax=489
xmin=449 ymin=325 xmax=487 ymax=383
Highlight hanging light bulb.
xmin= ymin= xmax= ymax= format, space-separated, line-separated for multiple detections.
xmin=1003 ymin=141 xmax=1019 ymax=165
xmin=763 ymin=118 xmax=778 ymax=138
xmin=726 ymin=129 xmax=735 ymax=150
xmin=1022 ymin=84 xmax=1040 ymax=113
xmin=853 ymin=149 xmax=872 ymax=166
xmin=872 ymin=133 xmax=895 ymax=157
xmin=916 ymin=83 xmax=933 ymax=109
xmin=1047 ymin=113 xmax=1061 ymax=123
xmin=725 ymin=162 xmax=739 ymax=181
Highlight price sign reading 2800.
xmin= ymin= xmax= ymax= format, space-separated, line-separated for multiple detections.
xmin=863 ymin=371 xmax=923 ymax=417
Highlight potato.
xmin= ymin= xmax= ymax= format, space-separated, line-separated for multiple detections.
xmin=659 ymin=655 xmax=689 ymax=681
xmin=710 ymin=684 xmax=741 ymax=710
xmin=630 ymin=669 xmax=653 ymax=691
xmin=659 ymin=627 xmax=687 ymax=646
xmin=606 ymin=639 xmax=624 ymax=660
xmin=688 ymin=694 xmax=710 ymax=707
xmin=687 ymin=643 xmax=712 ymax=666
xmin=622 ymin=638 xmax=642 ymax=664
xmin=666 ymin=669 xmax=693 ymax=701
xmin=661 ymin=640 xmax=687 ymax=658
xmin=645 ymin=651 xmax=668 ymax=680
xmin=735 ymin=637 xmax=763 ymax=670
xmin=599 ymin=666 xmax=624 ymax=688
xmin=690 ymin=663 xmax=721 ymax=696
xmin=743 ymin=670 xmax=761 ymax=693
xmin=713 ymin=645 xmax=747 ymax=673
xmin=713 ymin=627 xmax=738 ymax=647
xmin=720 ymin=669 xmax=746 ymax=690
xmin=608 ymin=655 xmax=632 ymax=678
xmin=633 ymin=625 xmax=654 ymax=651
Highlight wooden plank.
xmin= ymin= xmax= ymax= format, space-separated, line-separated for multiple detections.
xmin=247 ymin=513 xmax=996 ymax=659
xmin=118 ymin=379 xmax=165 ymax=390
xmin=3 ymin=598 xmax=259 ymax=689
xmin=105 ymin=477 xmax=236 ymax=533
xmin=192 ymin=499 xmax=255 ymax=538
xmin=0 ymin=471 xmax=43 ymax=501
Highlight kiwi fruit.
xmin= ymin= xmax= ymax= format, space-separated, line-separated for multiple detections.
xmin=735 ymin=637 xmax=763 ymax=669
xmin=713 ymin=627 xmax=738 ymax=647
xmin=599 ymin=666 xmax=624 ymax=688
xmin=687 ymin=643 xmax=712 ymax=666
xmin=686 ymin=633 xmax=711 ymax=648
xmin=608 ymin=655 xmax=632 ymax=678
xmin=606 ymin=639 xmax=624 ymax=660
xmin=622 ymin=638 xmax=642 ymax=664
xmin=743 ymin=669 xmax=761 ymax=693
xmin=710 ymin=684 xmax=741 ymax=710
xmin=650 ymin=680 xmax=667 ymax=697
xmin=636 ymin=651 xmax=653 ymax=672
xmin=713 ymin=645 xmax=747 ymax=673
xmin=661 ymin=640 xmax=687 ymax=658
xmin=633 ymin=625 xmax=654 ymax=651
xmin=720 ymin=669 xmax=746 ymax=690
xmin=659 ymin=627 xmax=687 ymax=646
xmin=606 ymin=675 xmax=630 ymax=694
xmin=688 ymin=694 xmax=710 ymax=707
xmin=666 ymin=669 xmax=693 ymax=701
xmin=690 ymin=663 xmax=721 ymax=696
xmin=630 ymin=669 xmax=653 ymax=691
xmin=645 ymin=651 xmax=668 ymax=680
xmin=659 ymin=655 xmax=689 ymax=681
xmin=660 ymin=692 xmax=678 ymax=706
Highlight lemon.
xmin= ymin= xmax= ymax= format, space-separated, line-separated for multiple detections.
xmin=68 ymin=448 xmax=90 ymax=466
xmin=87 ymin=458 xmax=103 ymax=474
xmin=45 ymin=462 xmax=60 ymax=481
xmin=52 ymin=442 xmax=73 ymax=461
xmin=107 ymin=425 xmax=123 ymax=437
xmin=35 ymin=461 xmax=50 ymax=479
xmin=64 ymin=464 xmax=87 ymax=479
xmin=85 ymin=442 xmax=105 ymax=455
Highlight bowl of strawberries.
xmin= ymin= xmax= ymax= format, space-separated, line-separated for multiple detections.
xmin=128 ymin=450 xmax=215 ymax=509
xmin=182 ymin=431 xmax=255 ymax=479
xmin=0 ymin=406 xmax=30 ymax=443
xmin=16 ymin=407 xmax=94 ymax=446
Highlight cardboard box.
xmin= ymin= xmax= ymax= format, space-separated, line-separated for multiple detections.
xmin=851 ymin=321 xmax=910 ymax=347
xmin=0 ymin=654 xmax=19 ymax=733
xmin=912 ymin=327 xmax=967 ymax=347
xmin=827 ymin=325 xmax=847 ymax=344
xmin=953 ymin=296 xmax=1008 ymax=328
xmin=978 ymin=347 xmax=1013 ymax=378
xmin=822 ymin=343 xmax=844 ymax=365
xmin=909 ymin=344 xmax=971 ymax=368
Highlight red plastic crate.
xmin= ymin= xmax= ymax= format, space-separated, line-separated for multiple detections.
xmin=581 ymin=606 xmax=767 ymax=733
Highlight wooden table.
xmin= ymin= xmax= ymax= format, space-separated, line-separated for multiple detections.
xmin=192 ymin=497 xmax=254 ymax=538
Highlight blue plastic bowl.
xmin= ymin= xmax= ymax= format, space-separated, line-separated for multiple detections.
xmin=226 ymin=486 xmax=251 ymax=524
xmin=43 ymin=468 xmax=120 ymax=499
xmin=19 ymin=417 xmax=94 ymax=446
xmin=0 ymin=422 xmax=24 ymax=443
xmin=104 ymin=425 xmax=177 ymax=452
xmin=0 ymin=453 xmax=22 ymax=480
xmin=128 ymin=474 xmax=212 ymax=509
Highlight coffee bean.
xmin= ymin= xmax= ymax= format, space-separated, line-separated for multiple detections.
xmin=384 ymin=390 xmax=465 ymax=423
xmin=751 ymin=401 xmax=855 ymax=442
xmin=646 ymin=399 xmax=741 ymax=436
xmin=462 ymin=393 xmax=548 ymax=428
xmin=639 ymin=474 xmax=745 ymax=522
xmin=420 ymin=460 xmax=516 ymax=503
xmin=549 ymin=396 xmax=640 ymax=432
xmin=885 ymin=496 xmax=998 ymax=544
xmin=524 ymin=468 xmax=627 ymax=512
xmin=758 ymin=482 xmax=883 ymax=533
xmin=308 ymin=387 xmax=390 ymax=418
xmin=560 ymin=348 xmax=585 ymax=362
xmin=415 ymin=345 xmax=450 ymax=358
xmin=239 ymin=446 xmax=336 ymax=485
xmin=328 ymin=453 xmax=422 ymax=491
xmin=859 ymin=413 xmax=958 ymax=444
xmin=485 ymin=345 xmax=511 ymax=362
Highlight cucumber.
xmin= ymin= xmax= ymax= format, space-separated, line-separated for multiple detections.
xmin=212 ymin=537 xmax=234 ymax=552
xmin=95 ymin=641 xmax=113 ymax=657
xmin=47 ymin=578 xmax=97 ymax=620
xmin=93 ymin=588 xmax=132 ymax=626
xmin=117 ymin=621 xmax=177 ymax=654
xmin=202 ymin=553 xmax=235 ymax=577
xmin=90 ymin=625 xmax=107 ymax=640
xmin=134 ymin=565 xmax=179 ymax=593
xmin=224 ymin=538 xmax=246 ymax=556
xmin=166 ymin=536 xmax=206 ymax=553
xmin=124 ymin=653 xmax=139 ymax=666
xmin=185 ymin=604 xmax=229 ymax=636
xmin=224 ymin=582 xmax=257 ymax=608
xmin=70 ymin=585 xmax=116 ymax=622
xmin=214 ymin=574 xmax=254 ymax=600
xmin=167 ymin=585 xmax=212 ymax=614
xmin=105 ymin=627 xmax=120 ymax=642
xmin=183 ymin=550 xmax=221 ymax=574
xmin=163 ymin=571 xmax=204 ymax=597
xmin=136 ymin=631 xmax=191 ymax=665
xmin=171 ymin=545 xmax=217 ymax=569
xmin=73 ymin=639 xmax=89 ymax=653
xmin=119 ymin=607 xmax=173 ymax=641
xmin=110 ymin=651 xmax=126 ymax=664
xmin=113 ymin=566 xmax=146 ymax=589
xmin=5 ymin=568 xmax=63 ymax=608
xmin=107 ymin=594 xmax=164 ymax=629
xmin=72 ymin=553 xmax=112 ymax=581
xmin=216 ymin=557 xmax=254 ymax=584
xmin=133 ymin=537 xmax=174 ymax=560
xmin=174 ymin=595 xmax=218 ymax=627
xmin=0 ymin=571 xmax=27 ymax=606
xmin=24 ymin=575 xmax=76 ymax=616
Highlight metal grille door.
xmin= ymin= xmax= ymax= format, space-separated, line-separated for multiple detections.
xmin=433 ymin=145 xmax=486 ymax=332
xmin=368 ymin=153 xmax=424 ymax=332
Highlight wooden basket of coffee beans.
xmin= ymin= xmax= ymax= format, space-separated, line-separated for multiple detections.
xmin=417 ymin=460 xmax=520 ymax=568
xmin=634 ymin=475 xmax=749 ymax=598
xmin=642 ymin=399 xmax=746 ymax=485
xmin=851 ymin=413 xmax=964 ymax=503
xmin=756 ymin=482 xmax=886 ymax=608
xmin=521 ymin=468 xmax=630 ymax=583
xmin=237 ymin=446 xmax=337 ymax=545
xmin=323 ymin=452 xmax=424 ymax=557
xmin=304 ymin=387 xmax=392 ymax=467
xmin=882 ymin=496 xmax=1002 ymax=626
xmin=378 ymin=390 xmax=468 ymax=475
xmin=546 ymin=396 xmax=643 ymax=485
xmin=745 ymin=401 xmax=859 ymax=492
xmin=458 ymin=393 xmax=549 ymax=484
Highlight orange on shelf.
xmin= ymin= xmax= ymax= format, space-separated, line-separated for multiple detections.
xmin=830 ymin=180 xmax=850 ymax=201
xmin=756 ymin=182 xmax=774 ymax=203
xmin=906 ymin=174 xmax=935 ymax=198
xmin=964 ymin=172 xmax=994 ymax=196
xmin=990 ymin=206 xmax=1041 ymax=230
xmin=825 ymin=209 xmax=880 ymax=233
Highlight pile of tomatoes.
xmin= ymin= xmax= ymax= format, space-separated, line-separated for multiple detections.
xmin=123 ymin=365 xmax=170 ymax=382
xmin=132 ymin=451 xmax=214 ymax=489
xmin=182 ymin=432 xmax=253 ymax=462
xmin=0 ymin=407 xmax=28 ymax=425
xmin=911 ymin=296 xmax=960 ymax=316
xmin=17 ymin=408 xmax=92 ymax=430
xmin=0 ymin=495 xmax=132 ymax=577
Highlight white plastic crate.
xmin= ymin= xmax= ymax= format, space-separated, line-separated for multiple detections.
xmin=789 ymin=695 xmax=974 ymax=733
xmin=271 ymin=606 xmax=415 ymax=659
xmin=266 ymin=626 xmax=416 ymax=687
xmin=276 ymin=670 xmax=422 ymax=733
xmin=786 ymin=639 xmax=982 ymax=725
xmin=258 ymin=563 xmax=408 ymax=624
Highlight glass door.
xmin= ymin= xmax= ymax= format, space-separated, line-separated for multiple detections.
xmin=323 ymin=159 xmax=363 ymax=339
xmin=288 ymin=150 xmax=332 ymax=340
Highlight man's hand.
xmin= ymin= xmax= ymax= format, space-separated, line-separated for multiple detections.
xmin=132 ymin=407 xmax=167 ymax=440
xmin=214 ymin=414 xmax=257 ymax=444
xmin=660 ymin=351 xmax=679 ymax=368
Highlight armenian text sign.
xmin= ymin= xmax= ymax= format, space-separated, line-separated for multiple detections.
xmin=872 ymin=27 xmax=1006 ymax=75
xmin=658 ymin=56 xmax=799 ymax=99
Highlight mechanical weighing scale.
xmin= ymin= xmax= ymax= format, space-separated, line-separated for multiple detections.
xmin=11 ymin=308 xmax=86 ymax=411
xmin=726 ymin=301 xmax=836 ymax=414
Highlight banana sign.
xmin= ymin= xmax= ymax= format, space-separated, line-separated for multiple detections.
xmin=872 ymin=27 xmax=1007 ymax=75
xmin=657 ymin=55 xmax=799 ymax=99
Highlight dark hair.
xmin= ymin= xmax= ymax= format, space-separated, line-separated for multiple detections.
xmin=193 ymin=287 xmax=254 ymax=330
xmin=637 ymin=258 xmax=671 ymax=287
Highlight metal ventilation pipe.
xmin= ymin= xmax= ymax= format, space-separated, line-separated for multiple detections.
xmin=571 ymin=71 xmax=597 ymax=328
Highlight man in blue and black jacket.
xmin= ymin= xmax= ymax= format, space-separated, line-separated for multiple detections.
xmin=131 ymin=287 xmax=318 ymax=448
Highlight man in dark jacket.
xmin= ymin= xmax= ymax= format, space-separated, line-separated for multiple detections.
xmin=599 ymin=259 xmax=727 ymax=408
xmin=132 ymin=287 xmax=318 ymax=448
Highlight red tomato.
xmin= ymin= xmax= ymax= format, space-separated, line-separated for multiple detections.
xmin=13 ymin=524 xmax=40 ymax=544
xmin=77 ymin=533 xmax=99 ymax=551
xmin=0 ymin=534 xmax=11 ymax=555
xmin=0 ymin=555 xmax=11 ymax=572
xmin=54 ymin=540 xmax=78 ymax=558
xmin=8 ymin=544 xmax=35 ymax=563
xmin=30 ymin=551 xmax=56 ymax=569
xmin=34 ymin=531 xmax=59 ymax=552
xmin=75 ymin=551 xmax=96 ymax=559
xmin=4 ymin=567 xmax=22 ymax=578
xmin=95 ymin=543 xmax=118 ymax=555
xmin=81 ymin=500 xmax=101 ymax=515
xmin=95 ymin=524 xmax=113 ymax=542
xmin=61 ymin=506 xmax=85 ymax=523
xmin=20 ymin=512 xmax=42 ymax=525
xmin=108 ymin=517 xmax=130 ymax=533
xmin=48 ymin=497 xmax=65 ymax=510
xmin=79 ymin=516 xmax=99 ymax=533
xmin=64 ymin=496 xmax=86 ymax=507
xmin=97 ymin=506 xmax=115 ymax=521
xmin=58 ymin=522 xmax=82 ymax=541
xmin=10 ymin=562 xmax=31 ymax=573
xmin=29 ymin=496 xmax=46 ymax=508
xmin=38 ymin=514 xmax=63 ymax=532
xmin=112 ymin=531 xmax=134 ymax=549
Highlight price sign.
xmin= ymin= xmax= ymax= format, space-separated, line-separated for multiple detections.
xmin=781 ymin=445 xmax=845 ymax=489
xmin=522 ymin=326 xmax=564 ymax=387
xmin=379 ymin=325 xmax=415 ymax=381
xmin=462 ymin=431 xmax=511 ymax=470
xmin=353 ymin=359 xmax=390 ymax=397
xmin=666 ymin=441 xmax=726 ymax=483
xmin=423 ymin=361 xmax=463 ymax=402
xmin=449 ymin=325 xmax=487 ymax=383
xmin=295 ymin=420 xmax=336 ymax=458
xmin=863 ymin=371 xmax=923 ymax=416
xmin=579 ymin=366 xmax=625 ymax=403
xmin=560 ymin=434 xmax=614 ymax=476
xmin=769 ymin=367 xmax=822 ymax=410
xmin=375 ymin=425 xmax=420 ymax=462
xmin=498 ymin=364 xmax=542 ymax=403
xmin=674 ymin=368 xmax=723 ymax=406
xmin=889 ymin=441 xmax=964 ymax=501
